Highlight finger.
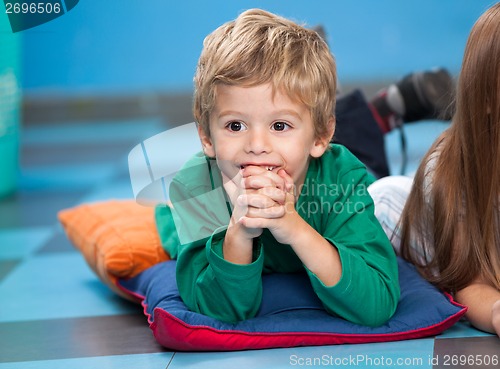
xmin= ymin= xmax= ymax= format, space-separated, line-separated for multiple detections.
xmin=239 ymin=187 xmax=287 ymax=206
xmin=242 ymin=166 xmax=286 ymax=190
xmin=278 ymin=169 xmax=295 ymax=193
xmin=245 ymin=204 xmax=286 ymax=219
xmin=256 ymin=186 xmax=287 ymax=204
xmin=238 ymin=216 xmax=269 ymax=230
xmin=240 ymin=165 xmax=267 ymax=176
xmin=242 ymin=174 xmax=286 ymax=191
xmin=222 ymin=172 xmax=244 ymax=205
xmin=241 ymin=165 xmax=282 ymax=175
xmin=237 ymin=193 xmax=276 ymax=209
xmin=242 ymin=175 xmax=280 ymax=190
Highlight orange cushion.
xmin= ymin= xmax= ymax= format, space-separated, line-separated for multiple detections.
xmin=58 ymin=200 xmax=170 ymax=300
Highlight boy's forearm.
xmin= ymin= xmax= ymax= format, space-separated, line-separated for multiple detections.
xmin=455 ymin=282 xmax=500 ymax=336
xmin=288 ymin=214 xmax=342 ymax=286
xmin=222 ymin=221 xmax=255 ymax=264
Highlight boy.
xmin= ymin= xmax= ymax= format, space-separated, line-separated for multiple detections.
xmin=155 ymin=9 xmax=400 ymax=326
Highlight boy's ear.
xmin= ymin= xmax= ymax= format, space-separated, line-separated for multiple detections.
xmin=197 ymin=124 xmax=216 ymax=158
xmin=310 ymin=117 xmax=335 ymax=158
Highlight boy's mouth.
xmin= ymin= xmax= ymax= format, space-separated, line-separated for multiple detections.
xmin=240 ymin=164 xmax=277 ymax=171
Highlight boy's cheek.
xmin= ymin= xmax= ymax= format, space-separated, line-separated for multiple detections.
xmin=218 ymin=162 xmax=241 ymax=183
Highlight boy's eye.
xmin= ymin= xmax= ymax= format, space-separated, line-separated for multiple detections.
xmin=226 ymin=121 xmax=245 ymax=132
xmin=272 ymin=121 xmax=290 ymax=131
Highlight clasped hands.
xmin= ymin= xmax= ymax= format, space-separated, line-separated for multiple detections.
xmin=222 ymin=165 xmax=300 ymax=245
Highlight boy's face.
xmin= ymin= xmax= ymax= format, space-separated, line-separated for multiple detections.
xmin=198 ymin=83 xmax=331 ymax=189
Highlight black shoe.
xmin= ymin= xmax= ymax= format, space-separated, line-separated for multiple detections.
xmin=372 ymin=68 xmax=455 ymax=123
xmin=397 ymin=68 xmax=455 ymax=122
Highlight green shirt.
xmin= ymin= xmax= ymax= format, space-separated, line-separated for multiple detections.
xmin=155 ymin=144 xmax=400 ymax=326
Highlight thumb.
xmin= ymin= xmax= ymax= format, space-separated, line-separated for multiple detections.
xmin=278 ymin=169 xmax=295 ymax=195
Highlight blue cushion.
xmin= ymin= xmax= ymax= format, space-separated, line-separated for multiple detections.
xmin=118 ymin=257 xmax=466 ymax=351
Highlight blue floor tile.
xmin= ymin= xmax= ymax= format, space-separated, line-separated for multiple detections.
xmin=0 ymin=353 xmax=174 ymax=369
xmin=0 ymin=253 xmax=137 ymax=322
xmin=0 ymin=227 xmax=53 ymax=259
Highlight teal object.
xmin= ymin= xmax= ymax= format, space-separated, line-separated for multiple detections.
xmin=0 ymin=13 xmax=21 ymax=197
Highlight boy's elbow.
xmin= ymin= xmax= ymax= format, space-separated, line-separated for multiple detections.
xmin=370 ymin=287 xmax=400 ymax=327
xmin=364 ymin=270 xmax=401 ymax=326
xmin=350 ymin=288 xmax=400 ymax=327
xmin=352 ymin=300 xmax=398 ymax=327
xmin=365 ymin=302 xmax=398 ymax=327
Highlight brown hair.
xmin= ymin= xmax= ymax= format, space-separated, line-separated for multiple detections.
xmin=399 ymin=2 xmax=500 ymax=292
xmin=193 ymin=9 xmax=336 ymax=140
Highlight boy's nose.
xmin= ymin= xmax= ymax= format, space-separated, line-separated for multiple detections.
xmin=244 ymin=128 xmax=272 ymax=154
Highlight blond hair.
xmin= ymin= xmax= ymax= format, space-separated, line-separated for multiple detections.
xmin=399 ymin=2 xmax=500 ymax=292
xmin=193 ymin=9 xmax=336 ymax=140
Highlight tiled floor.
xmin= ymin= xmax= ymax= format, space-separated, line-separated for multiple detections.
xmin=0 ymin=118 xmax=498 ymax=369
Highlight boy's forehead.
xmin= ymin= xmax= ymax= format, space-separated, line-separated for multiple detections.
xmin=213 ymin=83 xmax=307 ymax=109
